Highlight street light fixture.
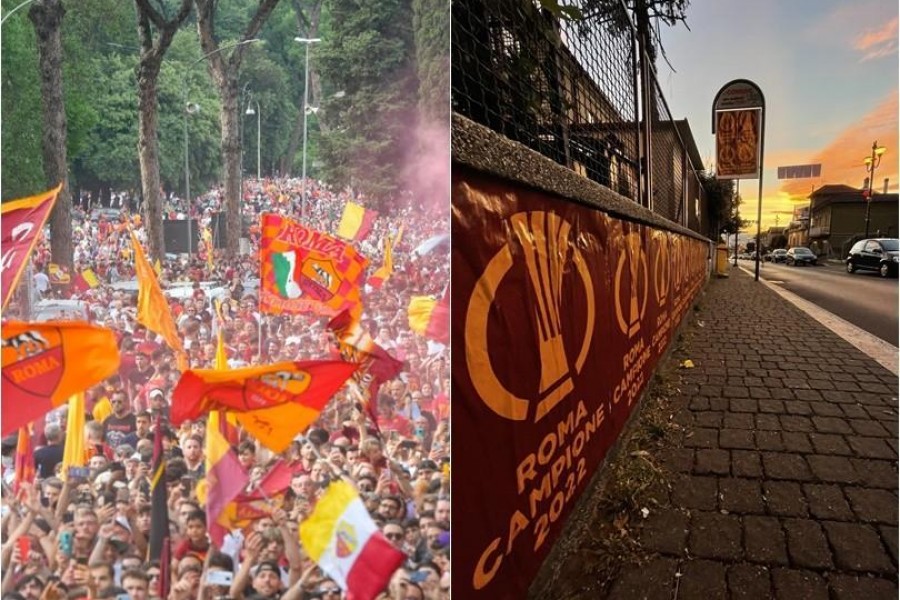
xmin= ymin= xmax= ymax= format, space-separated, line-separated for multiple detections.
xmin=294 ymin=36 xmax=321 ymax=221
xmin=245 ymin=98 xmax=261 ymax=181
xmin=181 ymin=38 xmax=262 ymax=255
xmin=0 ymin=0 xmax=38 ymax=25
xmin=863 ymin=141 xmax=887 ymax=239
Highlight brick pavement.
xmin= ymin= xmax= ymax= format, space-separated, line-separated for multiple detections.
xmin=608 ymin=269 xmax=898 ymax=600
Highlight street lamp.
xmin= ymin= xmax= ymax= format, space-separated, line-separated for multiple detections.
xmin=0 ymin=0 xmax=38 ymax=25
xmin=245 ymin=98 xmax=261 ymax=181
xmin=294 ymin=36 xmax=321 ymax=220
xmin=182 ymin=38 xmax=262 ymax=255
xmin=863 ymin=140 xmax=887 ymax=239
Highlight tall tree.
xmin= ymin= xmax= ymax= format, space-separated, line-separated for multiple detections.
xmin=194 ymin=0 xmax=282 ymax=258
xmin=317 ymin=0 xmax=418 ymax=204
xmin=412 ymin=0 xmax=449 ymax=126
xmin=29 ymin=0 xmax=73 ymax=270
xmin=134 ymin=0 xmax=194 ymax=263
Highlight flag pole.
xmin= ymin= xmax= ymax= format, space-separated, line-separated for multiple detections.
xmin=257 ymin=212 xmax=264 ymax=365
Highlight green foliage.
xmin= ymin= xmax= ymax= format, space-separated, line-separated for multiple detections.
xmin=317 ymin=0 xmax=418 ymax=200
xmin=700 ymin=171 xmax=745 ymax=236
xmin=412 ymin=0 xmax=450 ymax=124
xmin=1 ymin=14 xmax=44 ymax=200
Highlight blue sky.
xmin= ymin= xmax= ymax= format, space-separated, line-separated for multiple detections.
xmin=658 ymin=0 xmax=898 ymax=230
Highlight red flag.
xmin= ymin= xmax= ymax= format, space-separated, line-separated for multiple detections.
xmin=1 ymin=185 xmax=62 ymax=309
xmin=2 ymin=322 xmax=120 ymax=437
xmin=171 ymin=361 xmax=357 ymax=452
xmin=205 ymin=411 xmax=249 ymax=547
xmin=327 ymin=309 xmax=403 ymax=399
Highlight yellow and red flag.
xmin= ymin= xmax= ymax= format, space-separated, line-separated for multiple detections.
xmin=131 ymin=231 xmax=187 ymax=369
xmin=205 ymin=409 xmax=249 ymax=546
xmin=407 ymin=287 xmax=450 ymax=344
xmin=171 ymin=360 xmax=357 ymax=452
xmin=366 ymin=235 xmax=393 ymax=290
xmin=1 ymin=184 xmax=62 ymax=309
xmin=336 ymin=202 xmax=378 ymax=241
xmin=1 ymin=321 xmax=120 ymax=436
xmin=259 ymin=213 xmax=369 ymax=317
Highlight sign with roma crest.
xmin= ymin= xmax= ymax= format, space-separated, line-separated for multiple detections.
xmin=1 ymin=321 xmax=120 ymax=436
xmin=452 ymin=168 xmax=709 ymax=598
xmin=259 ymin=213 xmax=369 ymax=317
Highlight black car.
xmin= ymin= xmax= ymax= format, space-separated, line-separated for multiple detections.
xmin=770 ymin=249 xmax=788 ymax=263
xmin=846 ymin=238 xmax=899 ymax=278
xmin=786 ymin=247 xmax=817 ymax=266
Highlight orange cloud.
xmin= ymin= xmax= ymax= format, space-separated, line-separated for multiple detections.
xmin=779 ymin=90 xmax=899 ymax=200
xmin=855 ymin=17 xmax=899 ymax=61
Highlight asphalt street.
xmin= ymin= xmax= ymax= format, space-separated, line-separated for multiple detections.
xmin=742 ymin=259 xmax=899 ymax=346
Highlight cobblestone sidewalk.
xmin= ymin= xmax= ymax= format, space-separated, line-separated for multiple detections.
xmin=607 ymin=269 xmax=898 ymax=599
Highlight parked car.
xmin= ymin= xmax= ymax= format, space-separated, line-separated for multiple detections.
xmin=786 ymin=247 xmax=817 ymax=266
xmin=846 ymin=238 xmax=899 ymax=278
xmin=770 ymin=249 xmax=788 ymax=263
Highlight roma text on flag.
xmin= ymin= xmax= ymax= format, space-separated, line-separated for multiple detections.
xmin=131 ymin=231 xmax=186 ymax=366
xmin=171 ymin=360 xmax=357 ymax=452
xmin=205 ymin=410 xmax=249 ymax=546
xmin=260 ymin=213 xmax=369 ymax=317
xmin=407 ymin=288 xmax=449 ymax=344
xmin=336 ymin=202 xmax=378 ymax=241
xmin=1 ymin=321 xmax=120 ymax=437
xmin=366 ymin=234 xmax=393 ymax=290
xmin=1 ymin=184 xmax=62 ymax=309
xmin=299 ymin=480 xmax=405 ymax=600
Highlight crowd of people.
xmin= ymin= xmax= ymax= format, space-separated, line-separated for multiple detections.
xmin=2 ymin=177 xmax=451 ymax=600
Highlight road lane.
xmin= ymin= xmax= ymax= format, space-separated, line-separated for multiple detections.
xmin=749 ymin=260 xmax=898 ymax=346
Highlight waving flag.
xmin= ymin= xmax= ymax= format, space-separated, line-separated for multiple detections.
xmin=260 ymin=214 xmax=369 ymax=317
xmin=131 ymin=231 xmax=187 ymax=368
xmin=366 ymin=235 xmax=393 ymax=290
xmin=407 ymin=287 xmax=450 ymax=344
xmin=300 ymin=480 xmax=405 ymax=600
xmin=327 ymin=310 xmax=403 ymax=426
xmin=171 ymin=360 xmax=357 ymax=452
xmin=205 ymin=410 xmax=249 ymax=546
xmin=1 ymin=322 xmax=120 ymax=436
xmin=1 ymin=185 xmax=62 ymax=309
xmin=336 ymin=202 xmax=378 ymax=241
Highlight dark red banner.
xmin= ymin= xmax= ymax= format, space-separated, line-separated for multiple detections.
xmin=452 ymin=170 xmax=708 ymax=598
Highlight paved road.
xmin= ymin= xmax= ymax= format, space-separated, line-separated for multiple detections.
xmin=743 ymin=260 xmax=899 ymax=346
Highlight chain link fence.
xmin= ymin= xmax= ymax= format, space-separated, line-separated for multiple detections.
xmin=452 ymin=0 xmax=707 ymax=234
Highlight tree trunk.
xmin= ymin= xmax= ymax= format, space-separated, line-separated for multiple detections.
xmin=137 ymin=59 xmax=166 ymax=262
xmin=220 ymin=79 xmax=242 ymax=258
xmin=29 ymin=0 xmax=72 ymax=270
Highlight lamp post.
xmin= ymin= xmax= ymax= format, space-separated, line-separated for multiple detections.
xmin=863 ymin=140 xmax=887 ymax=239
xmin=245 ymin=97 xmax=261 ymax=181
xmin=0 ymin=0 xmax=39 ymax=25
xmin=181 ymin=38 xmax=261 ymax=255
xmin=294 ymin=36 xmax=321 ymax=221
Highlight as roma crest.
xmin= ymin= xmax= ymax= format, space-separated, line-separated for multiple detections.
xmin=335 ymin=520 xmax=358 ymax=558
xmin=300 ymin=257 xmax=341 ymax=301
xmin=1 ymin=328 xmax=64 ymax=398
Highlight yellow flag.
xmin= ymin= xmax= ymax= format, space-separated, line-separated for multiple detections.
xmin=61 ymin=394 xmax=86 ymax=479
xmin=131 ymin=231 xmax=186 ymax=363
xmin=153 ymin=258 xmax=162 ymax=276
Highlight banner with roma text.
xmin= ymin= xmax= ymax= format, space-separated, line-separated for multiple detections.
xmin=452 ymin=169 xmax=709 ymax=598
xmin=1 ymin=185 xmax=62 ymax=309
xmin=2 ymin=321 xmax=120 ymax=436
xmin=260 ymin=213 xmax=369 ymax=317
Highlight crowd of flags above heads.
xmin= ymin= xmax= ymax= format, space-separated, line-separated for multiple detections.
xmin=1 ymin=186 xmax=448 ymax=598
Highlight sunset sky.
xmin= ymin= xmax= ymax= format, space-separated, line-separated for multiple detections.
xmin=659 ymin=0 xmax=899 ymax=232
